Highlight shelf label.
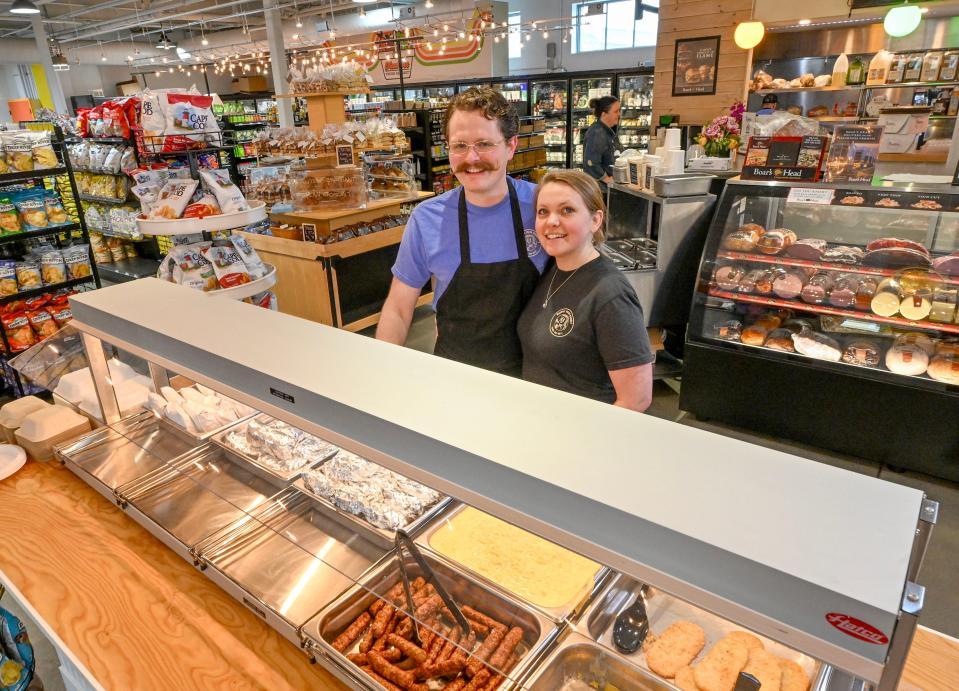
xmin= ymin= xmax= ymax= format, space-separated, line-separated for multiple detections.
xmin=786 ymin=188 xmax=836 ymax=205
xmin=270 ymin=387 xmax=295 ymax=404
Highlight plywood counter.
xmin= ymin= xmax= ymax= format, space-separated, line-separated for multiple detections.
xmin=0 ymin=460 xmax=348 ymax=691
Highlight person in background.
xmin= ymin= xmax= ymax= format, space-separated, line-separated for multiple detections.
xmin=376 ymin=87 xmax=549 ymax=376
xmin=757 ymin=93 xmax=779 ymax=115
xmin=518 ymin=170 xmax=654 ymax=412
xmin=582 ymin=95 xmax=624 ymax=191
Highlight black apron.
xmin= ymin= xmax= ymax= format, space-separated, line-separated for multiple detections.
xmin=433 ymin=179 xmax=539 ymax=376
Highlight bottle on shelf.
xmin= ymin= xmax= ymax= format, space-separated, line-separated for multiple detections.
xmin=832 ymin=53 xmax=849 ymax=87
xmin=867 ymin=50 xmax=893 ymax=86
xmin=846 ymin=55 xmax=866 ymax=86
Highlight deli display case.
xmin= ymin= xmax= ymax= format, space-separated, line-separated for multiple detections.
xmin=47 ymin=278 xmax=936 ymax=691
xmin=571 ymin=77 xmax=612 ymax=166
xmin=681 ymin=178 xmax=959 ymax=482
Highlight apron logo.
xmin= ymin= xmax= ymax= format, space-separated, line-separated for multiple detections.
xmin=524 ymin=229 xmax=542 ymax=258
xmin=549 ymin=308 xmax=575 ymax=337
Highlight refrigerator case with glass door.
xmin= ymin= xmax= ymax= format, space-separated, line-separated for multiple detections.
xmin=616 ymin=73 xmax=654 ymax=151
xmin=681 ymin=178 xmax=959 ymax=482
xmin=532 ymin=78 xmax=569 ymax=167
xmin=571 ymin=77 xmax=612 ymax=166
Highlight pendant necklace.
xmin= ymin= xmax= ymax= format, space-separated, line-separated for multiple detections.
xmin=543 ymin=266 xmax=581 ymax=308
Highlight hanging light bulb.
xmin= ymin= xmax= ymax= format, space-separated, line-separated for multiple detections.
xmin=443 ymin=24 xmax=448 ymax=31
xmin=427 ymin=41 xmax=433 ymax=50
xmin=733 ymin=21 xmax=765 ymax=49
xmin=155 ymin=70 xmax=161 ymax=77
xmin=424 ymin=0 xmax=433 ymax=7
xmin=494 ymin=36 xmax=499 ymax=43
xmin=542 ymin=30 xmax=548 ymax=39
xmin=458 ymin=30 xmax=465 ymax=38
xmin=501 ymin=21 xmax=507 ymax=28
xmin=292 ymin=33 xmax=299 ymax=39
xmin=525 ymin=33 xmax=531 ymax=41
xmin=162 ymin=56 xmax=168 ymax=63
xmin=296 ymin=16 xmax=303 ymax=28
xmin=884 ymin=1 xmax=922 ymax=37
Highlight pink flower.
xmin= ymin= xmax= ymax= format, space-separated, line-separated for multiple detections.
xmin=704 ymin=124 xmax=721 ymax=138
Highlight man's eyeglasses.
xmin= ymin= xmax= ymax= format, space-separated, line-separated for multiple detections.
xmin=449 ymin=140 xmax=504 ymax=156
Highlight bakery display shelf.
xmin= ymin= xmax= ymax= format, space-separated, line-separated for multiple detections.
xmin=79 ymin=194 xmax=129 ymax=205
xmin=0 ymin=166 xmax=67 ymax=184
xmin=205 ymin=263 xmax=277 ymax=300
xmin=865 ymin=80 xmax=959 ymax=90
xmin=861 ymin=115 xmax=958 ymax=121
xmin=136 ymin=200 xmax=267 ymax=235
xmin=716 ymin=250 xmax=959 ymax=287
xmin=96 ymin=257 xmax=162 ymax=283
xmin=0 ymin=275 xmax=94 ymax=304
xmin=0 ymin=223 xmax=81 ymax=244
xmin=708 ymin=288 xmax=959 ymax=335
xmin=752 ymin=85 xmax=864 ymax=95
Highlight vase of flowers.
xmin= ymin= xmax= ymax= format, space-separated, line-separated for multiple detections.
xmin=696 ymin=102 xmax=744 ymax=159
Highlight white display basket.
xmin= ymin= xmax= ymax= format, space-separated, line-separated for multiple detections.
xmin=207 ymin=264 xmax=278 ymax=300
xmin=136 ymin=200 xmax=268 ymax=236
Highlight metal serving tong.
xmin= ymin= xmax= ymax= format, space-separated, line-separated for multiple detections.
xmin=394 ymin=530 xmax=472 ymax=646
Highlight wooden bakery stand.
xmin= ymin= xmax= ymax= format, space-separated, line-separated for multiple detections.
xmin=239 ymin=191 xmax=434 ymax=331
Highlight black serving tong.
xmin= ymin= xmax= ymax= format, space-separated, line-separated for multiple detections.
xmin=394 ymin=530 xmax=472 ymax=646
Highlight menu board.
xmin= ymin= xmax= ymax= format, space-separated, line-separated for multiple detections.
xmin=824 ymin=125 xmax=883 ymax=183
xmin=832 ymin=189 xmax=952 ymax=210
xmin=672 ymin=36 xmax=720 ymax=96
xmin=741 ymin=135 xmax=829 ymax=181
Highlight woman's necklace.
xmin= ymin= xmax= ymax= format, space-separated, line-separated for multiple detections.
xmin=542 ymin=265 xmax=582 ymax=309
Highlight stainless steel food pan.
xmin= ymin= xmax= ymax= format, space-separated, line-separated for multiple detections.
xmin=652 ymin=173 xmax=713 ymax=197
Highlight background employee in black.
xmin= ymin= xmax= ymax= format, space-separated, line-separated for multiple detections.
xmin=582 ymin=95 xmax=624 ymax=191
xmin=518 ymin=170 xmax=654 ymax=411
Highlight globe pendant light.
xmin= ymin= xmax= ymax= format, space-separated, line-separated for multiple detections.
xmin=734 ymin=21 xmax=765 ymax=50
xmin=884 ymin=2 xmax=922 ymax=38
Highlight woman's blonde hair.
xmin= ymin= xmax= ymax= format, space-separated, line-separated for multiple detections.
xmin=534 ymin=169 xmax=607 ymax=244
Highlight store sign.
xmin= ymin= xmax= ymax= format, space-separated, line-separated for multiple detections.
xmin=824 ymin=125 xmax=883 ymax=183
xmin=741 ymin=136 xmax=829 ymax=181
xmin=672 ymin=36 xmax=720 ymax=97
xmin=786 ymin=188 xmax=836 ymax=205
xmin=825 ymin=613 xmax=889 ymax=645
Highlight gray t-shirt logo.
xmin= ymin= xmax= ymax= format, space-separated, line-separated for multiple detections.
xmin=524 ymin=228 xmax=542 ymax=258
xmin=549 ymin=308 xmax=575 ymax=337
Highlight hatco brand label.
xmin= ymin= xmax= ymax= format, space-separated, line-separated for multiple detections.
xmin=825 ymin=613 xmax=889 ymax=645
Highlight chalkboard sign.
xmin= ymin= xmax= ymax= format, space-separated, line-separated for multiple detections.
xmin=336 ymin=144 xmax=355 ymax=167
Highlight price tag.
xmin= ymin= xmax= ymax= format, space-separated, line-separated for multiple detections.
xmin=840 ymin=319 xmax=881 ymax=333
xmin=787 ymin=188 xmax=836 ymax=205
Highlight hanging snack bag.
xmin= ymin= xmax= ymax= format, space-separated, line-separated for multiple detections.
xmin=27 ymin=308 xmax=57 ymax=339
xmin=103 ymin=145 xmax=123 ymax=174
xmin=182 ymin=194 xmax=220 ymax=219
xmin=139 ymin=89 xmax=167 ymax=151
xmin=131 ymin=183 xmax=161 ymax=216
xmin=0 ymin=196 xmax=20 ymax=234
xmin=5 ymin=132 xmax=33 ymax=172
xmin=40 ymin=248 xmax=67 ymax=286
xmin=44 ymin=191 xmax=69 ymax=226
xmin=202 ymin=244 xmax=251 ymax=288
xmin=48 ymin=304 xmax=73 ymax=328
xmin=0 ymin=261 xmax=16 ymax=296
xmin=31 ymin=130 xmax=58 ymax=169
xmin=2 ymin=312 xmax=36 ymax=352
xmin=89 ymin=232 xmax=111 ymax=264
xmin=171 ymin=241 xmax=218 ymax=291
xmin=129 ymin=165 xmax=170 ymax=188
xmin=0 ymin=137 xmax=7 ymax=174
xmin=229 ymin=234 xmax=268 ymax=279
xmin=107 ymin=236 xmax=126 ymax=262
xmin=163 ymin=93 xmax=219 ymax=151
xmin=148 ymin=178 xmax=198 ymax=219
xmin=247 ymin=290 xmax=278 ymax=310
xmin=14 ymin=190 xmax=49 ymax=229
xmin=64 ymin=246 xmax=93 ymax=279
xmin=14 ymin=261 xmax=40 ymax=290
xmin=199 ymin=168 xmax=249 ymax=214
xmin=123 ymin=242 xmax=137 ymax=259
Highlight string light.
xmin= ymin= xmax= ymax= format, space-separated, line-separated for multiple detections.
xmin=443 ymin=24 xmax=448 ymax=31
xmin=295 ymin=16 xmax=302 ymax=28
xmin=542 ymin=30 xmax=548 ymax=39
xmin=424 ymin=0 xmax=432 ymax=7
xmin=458 ymin=30 xmax=465 ymax=38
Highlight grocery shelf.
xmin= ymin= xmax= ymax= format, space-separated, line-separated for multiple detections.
xmin=0 ymin=223 xmax=81 ymax=244
xmin=864 ymin=80 xmax=959 ymax=89
xmin=233 ymin=155 xmax=258 ymax=162
xmin=399 ymin=126 xmax=424 ymax=133
xmin=96 ymin=257 xmax=161 ymax=283
xmin=717 ymin=250 xmax=959 ymax=287
xmin=79 ymin=194 xmax=130 ymax=205
xmin=0 ymin=166 xmax=67 ymax=185
xmin=708 ymin=288 xmax=959 ymax=335
xmin=752 ymin=85 xmax=864 ymax=95
xmin=87 ymin=226 xmax=145 ymax=241
xmin=73 ymin=168 xmax=125 ymax=176
xmin=226 ymin=121 xmax=269 ymax=128
xmin=83 ymin=136 xmax=127 ymax=144
xmin=0 ymin=275 xmax=96 ymax=305
xmin=618 ymin=126 xmax=651 ymax=131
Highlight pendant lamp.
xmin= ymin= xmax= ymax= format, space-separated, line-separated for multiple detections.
xmin=734 ymin=21 xmax=765 ymax=50
xmin=884 ymin=2 xmax=922 ymax=38
xmin=9 ymin=0 xmax=40 ymax=14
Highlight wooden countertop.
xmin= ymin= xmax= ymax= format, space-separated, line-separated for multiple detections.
xmin=271 ymin=191 xmax=433 ymax=224
xmin=2 ymin=460 xmax=958 ymax=689
xmin=0 ymin=460 xmax=348 ymax=691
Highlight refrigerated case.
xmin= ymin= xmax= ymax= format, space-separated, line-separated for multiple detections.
xmin=682 ymin=178 xmax=959 ymax=481
xmin=494 ymin=80 xmax=530 ymax=116
xmin=41 ymin=278 xmax=936 ymax=691
xmin=531 ymin=79 xmax=568 ymax=168
xmin=616 ymin=73 xmax=654 ymax=152
xmin=571 ymin=77 xmax=612 ymax=166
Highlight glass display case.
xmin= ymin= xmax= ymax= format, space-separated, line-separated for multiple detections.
xmin=616 ymin=73 xmax=654 ymax=151
xmin=44 ymin=279 xmax=935 ymax=691
xmin=571 ymin=77 xmax=612 ymax=166
xmin=532 ymin=79 xmax=569 ymax=168
xmin=494 ymin=80 xmax=529 ymax=115
xmin=682 ymin=178 xmax=959 ymax=481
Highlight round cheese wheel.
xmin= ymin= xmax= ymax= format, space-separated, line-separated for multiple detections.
xmin=871 ymin=290 xmax=902 ymax=317
xmin=900 ymin=291 xmax=933 ymax=321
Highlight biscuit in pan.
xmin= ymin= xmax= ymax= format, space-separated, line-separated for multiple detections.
xmin=780 ymin=659 xmax=811 ymax=691
xmin=645 ymin=620 xmax=706 ymax=678
xmin=693 ymin=636 xmax=749 ymax=691
xmin=726 ymin=630 xmax=764 ymax=652
xmin=673 ymin=666 xmax=699 ymax=691
xmin=743 ymin=648 xmax=782 ymax=691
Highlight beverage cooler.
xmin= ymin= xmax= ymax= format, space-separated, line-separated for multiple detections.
xmin=532 ymin=79 xmax=569 ymax=168
xmin=616 ymin=73 xmax=654 ymax=152
xmin=571 ymin=77 xmax=612 ymax=166
xmin=681 ymin=178 xmax=959 ymax=482
xmin=494 ymin=80 xmax=530 ymax=116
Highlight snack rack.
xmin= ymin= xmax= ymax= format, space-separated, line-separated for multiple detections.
xmin=0 ymin=124 xmax=101 ymax=396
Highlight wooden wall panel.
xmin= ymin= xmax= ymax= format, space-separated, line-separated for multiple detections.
xmin=653 ymin=0 xmax=754 ymax=131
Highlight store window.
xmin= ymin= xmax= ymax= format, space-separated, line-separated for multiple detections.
xmin=571 ymin=0 xmax=659 ymax=54
xmin=508 ymin=11 xmax=522 ymax=58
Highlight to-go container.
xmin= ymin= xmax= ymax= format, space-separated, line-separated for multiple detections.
xmin=0 ymin=396 xmax=50 ymax=444
xmin=15 ymin=405 xmax=90 ymax=462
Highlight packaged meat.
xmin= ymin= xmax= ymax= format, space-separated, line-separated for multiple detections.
xmin=792 ymin=328 xmax=842 ymax=361
xmin=900 ymin=288 xmax=934 ymax=321
xmin=863 ymin=247 xmax=933 ymax=268
xmin=885 ymin=343 xmax=929 ymax=376
xmin=753 ymin=313 xmax=783 ymax=330
xmin=927 ymin=354 xmax=959 ymax=385
xmin=782 ymin=318 xmax=817 ymax=333
xmin=722 ymin=226 xmax=762 ymax=252
xmin=712 ymin=320 xmax=742 ymax=341
xmin=801 ymin=272 xmax=834 ymax=305
xmin=754 ymin=268 xmax=781 ymax=295
xmin=756 ymin=229 xmax=797 ymax=255
xmin=773 ymin=271 xmax=806 ymax=300
xmin=764 ymin=328 xmax=796 ymax=352
xmin=895 ymin=332 xmax=936 ymax=356
xmin=741 ymin=325 xmax=768 ymax=346
xmin=738 ymin=269 xmax=767 ymax=294
xmin=784 ymin=238 xmax=827 ymax=261
xmin=930 ymin=288 xmax=958 ymax=323
xmin=871 ymin=278 xmax=902 ymax=317
xmin=148 ymin=179 xmax=198 ymax=220
xmin=821 ymin=245 xmax=864 ymax=265
xmin=841 ymin=340 xmax=883 ymax=368
xmin=714 ymin=265 xmax=746 ymax=291
xmin=932 ymin=252 xmax=959 ymax=276
xmin=855 ymin=277 xmax=879 ymax=311
xmin=829 ymin=274 xmax=860 ymax=308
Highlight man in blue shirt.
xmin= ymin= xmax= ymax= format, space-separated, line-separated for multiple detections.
xmin=376 ymin=88 xmax=549 ymax=375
